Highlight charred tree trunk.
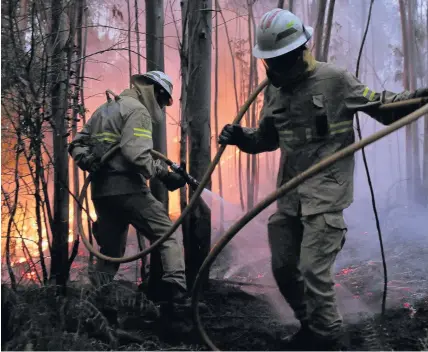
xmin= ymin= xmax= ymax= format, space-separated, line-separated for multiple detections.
xmin=321 ymin=0 xmax=335 ymax=62
xmin=246 ymin=1 xmax=255 ymax=210
xmin=145 ymin=0 xmax=167 ymax=296
xmin=72 ymin=0 xmax=84 ymax=240
xmin=50 ymin=0 xmax=70 ymax=288
xmin=126 ymin=0 xmax=132 ymax=88
xmin=146 ymin=0 xmax=168 ymax=208
xmin=399 ymin=0 xmax=413 ymax=200
xmin=179 ymin=0 xmax=192 ymax=287
xmin=135 ymin=0 xmax=141 ymax=73
xmin=314 ymin=0 xmax=327 ymax=60
xmin=214 ymin=1 xmax=224 ymax=232
xmin=185 ymin=0 xmax=212 ymax=289
xmin=407 ymin=0 xmax=422 ymax=204
xmin=423 ymin=5 xmax=428 ymax=204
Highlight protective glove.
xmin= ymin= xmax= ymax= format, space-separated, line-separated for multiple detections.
xmin=76 ymin=153 xmax=101 ymax=173
xmin=160 ymin=172 xmax=187 ymax=191
xmin=218 ymin=124 xmax=245 ymax=146
xmin=412 ymin=87 xmax=428 ymax=99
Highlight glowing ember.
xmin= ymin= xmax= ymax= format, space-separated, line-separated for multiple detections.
xmin=338 ymin=267 xmax=356 ymax=275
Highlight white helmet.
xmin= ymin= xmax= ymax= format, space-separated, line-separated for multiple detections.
xmin=131 ymin=70 xmax=174 ymax=105
xmin=252 ymin=9 xmax=313 ymax=59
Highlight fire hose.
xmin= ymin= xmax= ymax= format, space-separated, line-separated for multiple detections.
xmin=77 ymin=82 xmax=427 ymax=350
xmin=191 ymin=101 xmax=428 ymax=351
xmin=76 ymin=79 xmax=269 ymax=264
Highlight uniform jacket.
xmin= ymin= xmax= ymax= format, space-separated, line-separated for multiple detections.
xmin=238 ymin=61 xmax=426 ymax=216
xmin=69 ymin=85 xmax=167 ymax=199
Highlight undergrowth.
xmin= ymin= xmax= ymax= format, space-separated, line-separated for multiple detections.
xmin=2 ymin=281 xmax=428 ymax=351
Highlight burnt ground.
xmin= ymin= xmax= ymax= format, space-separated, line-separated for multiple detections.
xmin=2 ymin=203 xmax=427 ymax=350
xmin=2 ymin=279 xmax=427 ymax=351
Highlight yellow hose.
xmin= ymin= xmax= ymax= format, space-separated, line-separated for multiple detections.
xmin=191 ymin=103 xmax=428 ymax=351
xmin=76 ymin=78 xmax=269 ymax=264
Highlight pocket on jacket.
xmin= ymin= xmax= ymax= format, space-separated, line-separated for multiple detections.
xmin=311 ymin=94 xmax=329 ymax=138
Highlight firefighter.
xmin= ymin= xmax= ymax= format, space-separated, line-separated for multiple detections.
xmin=218 ymin=8 xmax=428 ymax=350
xmin=69 ymin=71 xmax=190 ymax=308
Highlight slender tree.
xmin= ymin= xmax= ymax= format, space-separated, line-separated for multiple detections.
xmin=50 ymin=0 xmax=70 ymax=287
xmin=314 ymin=0 xmax=328 ymax=60
xmin=145 ymin=0 xmax=167 ymax=296
xmin=321 ymin=0 xmax=335 ymax=62
xmin=184 ymin=0 xmax=212 ymax=288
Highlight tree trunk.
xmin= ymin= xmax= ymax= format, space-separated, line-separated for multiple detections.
xmin=423 ymin=4 xmax=428 ymax=204
xmin=126 ymin=0 xmax=132 ymax=88
xmin=135 ymin=0 xmax=141 ymax=73
xmin=185 ymin=0 xmax=212 ymax=289
xmin=407 ymin=0 xmax=422 ymax=203
xmin=145 ymin=0 xmax=167 ymax=297
xmin=50 ymin=0 xmax=70 ymax=288
xmin=277 ymin=0 xmax=285 ymax=8
xmin=214 ymin=0 xmax=224 ymax=232
xmin=321 ymin=0 xmax=335 ymax=62
xmin=399 ymin=0 xmax=413 ymax=200
xmin=314 ymin=0 xmax=327 ymax=60
xmin=146 ymin=0 xmax=168 ymax=208
xmin=289 ymin=0 xmax=294 ymax=12
xmin=179 ymin=0 xmax=191 ymax=290
xmin=72 ymin=0 xmax=84 ymax=239
xmin=246 ymin=1 xmax=255 ymax=209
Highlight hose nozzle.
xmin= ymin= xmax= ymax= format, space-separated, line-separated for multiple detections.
xmin=170 ymin=162 xmax=200 ymax=189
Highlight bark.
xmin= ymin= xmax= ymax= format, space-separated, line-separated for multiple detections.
xmin=407 ymin=0 xmax=422 ymax=203
xmin=127 ymin=0 xmax=132 ymax=88
xmin=399 ymin=0 xmax=413 ymax=200
xmin=314 ymin=0 xmax=327 ymax=60
xmin=214 ymin=1 xmax=224 ymax=232
xmin=135 ymin=0 xmax=141 ymax=73
xmin=215 ymin=0 xmax=240 ymax=208
xmin=399 ymin=0 xmax=422 ymax=203
xmin=145 ymin=0 xmax=167 ymax=295
xmin=146 ymin=0 xmax=169 ymax=209
xmin=79 ymin=2 xmax=95 ymax=267
xmin=246 ymin=1 xmax=255 ymax=209
xmin=423 ymin=5 xmax=428 ymax=204
xmin=185 ymin=0 xmax=212 ymax=289
xmin=72 ymin=0 xmax=84 ymax=239
xmin=179 ymin=0 xmax=191 ymax=289
xmin=321 ymin=0 xmax=335 ymax=62
xmin=50 ymin=0 xmax=70 ymax=288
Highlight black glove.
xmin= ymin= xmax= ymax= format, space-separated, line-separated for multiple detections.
xmin=76 ymin=153 xmax=101 ymax=173
xmin=218 ymin=124 xmax=245 ymax=146
xmin=413 ymin=87 xmax=428 ymax=99
xmin=160 ymin=172 xmax=187 ymax=191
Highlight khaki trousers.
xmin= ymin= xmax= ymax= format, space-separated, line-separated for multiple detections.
xmin=90 ymin=191 xmax=187 ymax=300
xmin=267 ymin=211 xmax=347 ymax=337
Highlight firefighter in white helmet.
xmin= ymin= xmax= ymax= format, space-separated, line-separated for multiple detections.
xmin=219 ymin=8 xmax=428 ymax=350
xmin=69 ymin=71 xmax=193 ymax=311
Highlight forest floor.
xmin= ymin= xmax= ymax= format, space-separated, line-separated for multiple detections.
xmin=2 ymin=202 xmax=428 ymax=350
xmin=2 ymin=277 xmax=428 ymax=351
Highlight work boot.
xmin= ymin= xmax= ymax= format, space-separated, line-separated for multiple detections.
xmin=281 ymin=321 xmax=342 ymax=351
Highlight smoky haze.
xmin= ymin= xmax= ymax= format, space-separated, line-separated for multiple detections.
xmin=1 ymin=0 xmax=427 ymax=321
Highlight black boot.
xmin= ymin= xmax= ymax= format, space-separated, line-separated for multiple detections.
xmin=281 ymin=321 xmax=342 ymax=351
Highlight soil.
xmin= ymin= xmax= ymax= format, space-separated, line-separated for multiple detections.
xmin=2 ymin=280 xmax=427 ymax=351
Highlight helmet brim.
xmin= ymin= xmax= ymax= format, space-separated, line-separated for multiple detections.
xmin=252 ymin=26 xmax=314 ymax=59
xmin=131 ymin=74 xmax=173 ymax=100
